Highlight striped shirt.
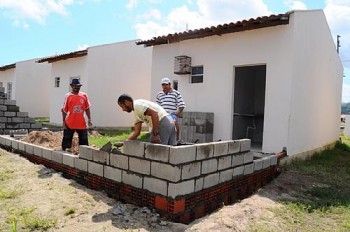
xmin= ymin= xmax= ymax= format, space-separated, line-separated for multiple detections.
xmin=156 ymin=89 xmax=186 ymax=113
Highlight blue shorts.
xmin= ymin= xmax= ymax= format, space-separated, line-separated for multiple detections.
xmin=170 ymin=113 xmax=178 ymax=120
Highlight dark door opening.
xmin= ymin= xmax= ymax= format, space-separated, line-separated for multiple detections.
xmin=232 ymin=65 xmax=266 ymax=151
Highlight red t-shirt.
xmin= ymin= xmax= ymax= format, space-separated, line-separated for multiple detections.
xmin=62 ymin=92 xmax=91 ymax=129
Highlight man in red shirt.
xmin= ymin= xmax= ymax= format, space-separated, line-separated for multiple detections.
xmin=61 ymin=79 xmax=92 ymax=152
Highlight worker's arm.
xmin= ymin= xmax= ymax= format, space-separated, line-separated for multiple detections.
xmin=128 ymin=122 xmax=142 ymax=140
xmin=85 ymin=108 xmax=92 ymax=126
xmin=144 ymin=107 xmax=161 ymax=143
xmin=61 ymin=109 xmax=67 ymax=129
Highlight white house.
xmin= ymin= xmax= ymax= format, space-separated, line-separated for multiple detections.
xmin=37 ymin=40 xmax=152 ymax=127
xmin=136 ymin=10 xmax=343 ymax=156
xmin=0 ymin=60 xmax=51 ymax=118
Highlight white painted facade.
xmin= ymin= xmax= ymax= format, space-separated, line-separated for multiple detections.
xmin=0 ymin=59 xmax=51 ymax=117
xmin=49 ymin=40 xmax=152 ymax=127
xmin=148 ymin=10 xmax=343 ymax=156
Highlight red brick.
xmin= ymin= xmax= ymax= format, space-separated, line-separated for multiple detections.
xmin=155 ymin=195 xmax=168 ymax=211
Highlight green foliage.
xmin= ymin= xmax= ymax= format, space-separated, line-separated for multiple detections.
xmin=64 ymin=207 xmax=76 ymax=216
xmin=34 ymin=117 xmax=50 ymax=123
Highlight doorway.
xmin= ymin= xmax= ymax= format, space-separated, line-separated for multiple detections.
xmin=232 ymin=65 xmax=266 ymax=151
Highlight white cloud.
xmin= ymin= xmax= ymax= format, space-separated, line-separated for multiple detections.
xmin=137 ymin=8 xmax=162 ymax=21
xmin=134 ymin=0 xmax=271 ymax=39
xmin=324 ymin=0 xmax=350 ymax=68
xmin=283 ymin=0 xmax=307 ymax=10
xmin=126 ymin=0 xmax=138 ymax=10
xmin=0 ymin=0 xmax=74 ymax=27
xmin=76 ymin=44 xmax=89 ymax=51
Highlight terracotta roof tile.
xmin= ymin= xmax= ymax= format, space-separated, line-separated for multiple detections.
xmin=37 ymin=50 xmax=88 ymax=63
xmin=136 ymin=12 xmax=290 ymax=47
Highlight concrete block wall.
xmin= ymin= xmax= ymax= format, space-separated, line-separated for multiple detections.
xmin=0 ymin=135 xmax=279 ymax=224
xmin=178 ymin=111 xmax=214 ymax=143
xmin=0 ymin=87 xmax=42 ymax=134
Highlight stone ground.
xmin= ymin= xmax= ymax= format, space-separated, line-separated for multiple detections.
xmin=0 ymin=131 xmax=309 ymax=231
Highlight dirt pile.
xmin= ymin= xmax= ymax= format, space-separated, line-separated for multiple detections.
xmin=21 ymin=130 xmax=79 ymax=153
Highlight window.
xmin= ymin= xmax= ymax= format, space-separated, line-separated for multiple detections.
xmin=7 ymin=82 xmax=12 ymax=100
xmin=173 ymin=80 xmax=178 ymax=90
xmin=54 ymin=77 xmax=60 ymax=87
xmin=191 ymin=66 xmax=203 ymax=83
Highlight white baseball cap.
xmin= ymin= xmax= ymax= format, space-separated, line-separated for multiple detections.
xmin=161 ymin=78 xmax=171 ymax=84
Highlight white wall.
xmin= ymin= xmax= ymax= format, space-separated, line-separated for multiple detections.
xmin=86 ymin=40 xmax=152 ymax=127
xmin=151 ymin=20 xmax=294 ymax=152
xmin=15 ymin=60 xmax=51 ymax=117
xmin=49 ymin=57 xmax=87 ymax=124
xmin=150 ymin=10 xmax=343 ymax=156
xmin=287 ymin=10 xmax=343 ymax=155
xmin=0 ymin=68 xmax=15 ymax=94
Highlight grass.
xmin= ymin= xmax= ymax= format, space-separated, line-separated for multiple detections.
xmin=249 ymin=138 xmax=350 ymax=231
xmin=34 ymin=117 xmax=50 ymax=123
xmin=88 ymin=129 xmax=150 ymax=148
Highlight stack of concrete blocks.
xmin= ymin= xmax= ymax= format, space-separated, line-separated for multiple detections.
xmin=0 ymin=87 xmax=42 ymax=134
xmin=178 ymin=111 xmax=214 ymax=143
xmin=0 ymin=135 xmax=278 ymax=223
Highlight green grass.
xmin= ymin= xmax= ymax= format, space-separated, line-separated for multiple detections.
xmin=250 ymin=139 xmax=350 ymax=231
xmin=6 ymin=208 xmax=57 ymax=232
xmin=88 ymin=129 xmax=150 ymax=148
xmin=34 ymin=117 xmax=50 ymax=123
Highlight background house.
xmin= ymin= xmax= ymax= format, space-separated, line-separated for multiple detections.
xmin=38 ymin=40 xmax=152 ymax=128
xmin=0 ymin=60 xmax=51 ymax=118
xmin=137 ymin=10 xmax=343 ymax=156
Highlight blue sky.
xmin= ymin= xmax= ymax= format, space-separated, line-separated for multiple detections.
xmin=1 ymin=0 xmax=350 ymax=101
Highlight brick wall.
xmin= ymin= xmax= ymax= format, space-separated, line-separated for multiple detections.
xmin=0 ymin=135 xmax=279 ymax=224
xmin=0 ymin=87 xmax=42 ymax=134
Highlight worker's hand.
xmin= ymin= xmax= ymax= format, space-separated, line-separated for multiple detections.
xmin=88 ymin=119 xmax=92 ymax=127
xmin=152 ymin=134 xmax=161 ymax=144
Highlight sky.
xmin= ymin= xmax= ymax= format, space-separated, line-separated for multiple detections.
xmin=1 ymin=0 xmax=350 ymax=101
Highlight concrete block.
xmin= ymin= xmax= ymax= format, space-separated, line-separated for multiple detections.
xmin=88 ymin=161 xmax=104 ymax=177
xmin=63 ymin=153 xmax=77 ymax=168
xmin=4 ymin=112 xmax=16 ymax=117
xmin=233 ymin=166 xmax=244 ymax=177
xmin=228 ymin=140 xmax=240 ymax=154
xmin=104 ymin=166 xmax=122 ymax=182
xmin=0 ymin=105 xmax=6 ymax=111
xmin=262 ymin=157 xmax=271 ymax=169
xmin=42 ymin=148 xmax=53 ymax=160
xmin=168 ymin=180 xmax=195 ymax=198
xmin=5 ymin=137 xmax=13 ymax=147
xmin=52 ymin=151 xmax=64 ymax=164
xmin=151 ymin=162 xmax=181 ymax=182
xmin=122 ymin=171 xmax=143 ymax=188
xmin=195 ymin=177 xmax=204 ymax=192
xmin=213 ymin=141 xmax=229 ymax=157
xmin=4 ymin=99 xmax=16 ymax=105
xmin=33 ymin=145 xmax=43 ymax=157
xmin=92 ymin=148 xmax=110 ymax=165
xmin=17 ymin=112 xmax=28 ymax=117
xmin=253 ymin=159 xmax=263 ymax=171
xmin=129 ymin=157 xmax=150 ymax=175
xmin=25 ymin=143 xmax=34 ymax=155
xmin=201 ymin=159 xmax=218 ymax=174
xmin=75 ymin=158 xmax=88 ymax=172
xmin=181 ymin=162 xmax=201 ymax=180
xmin=243 ymin=152 xmax=254 ymax=164
xmin=144 ymin=177 xmax=167 ymax=196
xmin=270 ymin=154 xmax=278 ymax=166
xmin=218 ymin=155 xmax=232 ymax=170
xmin=219 ymin=168 xmax=234 ymax=183
xmin=110 ymin=154 xmax=128 ymax=170
xmin=31 ymin=123 xmax=42 ymax=129
xmin=243 ymin=163 xmax=254 ymax=175
xmin=240 ymin=139 xmax=251 ymax=152
xmin=78 ymin=145 xmax=93 ymax=160
xmin=123 ymin=140 xmax=145 ymax=157
xmin=203 ymin=173 xmax=219 ymax=188
xmin=11 ymin=140 xmax=19 ymax=150
xmin=145 ymin=143 xmax=169 ymax=162
xmin=0 ymin=136 xmax=5 ymax=145
xmin=232 ymin=154 xmax=244 ymax=167
xmin=169 ymin=145 xmax=196 ymax=164
xmin=19 ymin=123 xmax=31 ymax=129
xmin=196 ymin=143 xmax=214 ymax=160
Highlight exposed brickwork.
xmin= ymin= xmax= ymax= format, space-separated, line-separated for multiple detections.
xmin=0 ymin=136 xmax=280 ymax=224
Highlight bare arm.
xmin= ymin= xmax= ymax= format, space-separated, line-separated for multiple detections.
xmin=144 ymin=107 xmax=161 ymax=143
xmin=128 ymin=122 xmax=142 ymax=140
xmin=86 ymin=108 xmax=92 ymax=126
xmin=61 ymin=109 xmax=67 ymax=129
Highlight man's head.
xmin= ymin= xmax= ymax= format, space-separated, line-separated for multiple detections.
xmin=70 ymin=79 xmax=82 ymax=93
xmin=161 ymin=78 xmax=172 ymax=92
xmin=118 ymin=94 xmax=133 ymax=113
